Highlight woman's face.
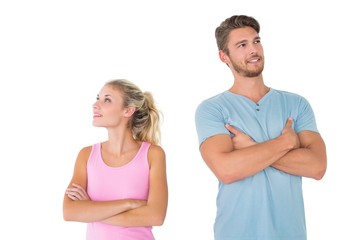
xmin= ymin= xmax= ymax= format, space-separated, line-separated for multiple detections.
xmin=92 ymin=85 xmax=127 ymax=128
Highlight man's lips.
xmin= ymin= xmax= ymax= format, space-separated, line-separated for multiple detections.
xmin=247 ymin=57 xmax=260 ymax=63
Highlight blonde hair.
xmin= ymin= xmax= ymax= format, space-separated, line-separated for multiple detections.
xmin=105 ymin=79 xmax=162 ymax=145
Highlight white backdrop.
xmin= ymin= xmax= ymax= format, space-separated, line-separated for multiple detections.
xmin=1 ymin=1 xmax=359 ymax=239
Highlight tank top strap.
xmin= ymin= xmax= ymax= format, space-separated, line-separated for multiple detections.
xmin=88 ymin=142 xmax=101 ymax=164
xmin=134 ymin=141 xmax=151 ymax=163
xmin=140 ymin=141 xmax=151 ymax=152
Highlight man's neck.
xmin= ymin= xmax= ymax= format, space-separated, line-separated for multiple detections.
xmin=229 ymin=75 xmax=269 ymax=103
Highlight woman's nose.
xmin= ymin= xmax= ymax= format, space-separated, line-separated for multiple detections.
xmin=93 ymin=101 xmax=99 ymax=109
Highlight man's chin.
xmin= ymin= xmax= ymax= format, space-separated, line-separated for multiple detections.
xmin=246 ymin=71 xmax=262 ymax=78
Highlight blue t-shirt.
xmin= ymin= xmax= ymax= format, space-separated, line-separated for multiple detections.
xmin=195 ymin=88 xmax=318 ymax=240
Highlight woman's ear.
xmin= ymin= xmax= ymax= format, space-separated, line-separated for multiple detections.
xmin=124 ymin=106 xmax=136 ymax=117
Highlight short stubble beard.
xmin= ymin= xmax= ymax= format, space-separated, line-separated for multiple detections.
xmin=230 ymin=56 xmax=264 ymax=78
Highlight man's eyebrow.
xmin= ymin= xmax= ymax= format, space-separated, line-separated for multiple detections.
xmin=235 ymin=36 xmax=261 ymax=45
xmin=234 ymin=39 xmax=248 ymax=46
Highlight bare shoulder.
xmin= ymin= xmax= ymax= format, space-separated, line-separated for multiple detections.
xmin=148 ymin=144 xmax=166 ymax=165
xmin=76 ymin=145 xmax=93 ymax=163
xmin=148 ymin=144 xmax=165 ymax=157
xmin=68 ymin=145 xmax=93 ymax=187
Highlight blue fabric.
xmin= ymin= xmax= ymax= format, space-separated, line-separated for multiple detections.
xmin=195 ymin=88 xmax=318 ymax=240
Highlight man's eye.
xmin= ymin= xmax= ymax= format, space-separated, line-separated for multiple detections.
xmin=239 ymin=43 xmax=246 ymax=48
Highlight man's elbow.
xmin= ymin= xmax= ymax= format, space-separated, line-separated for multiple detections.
xmin=216 ymin=170 xmax=247 ymax=184
xmin=311 ymin=158 xmax=327 ymax=180
xmin=313 ymin=166 xmax=326 ymax=180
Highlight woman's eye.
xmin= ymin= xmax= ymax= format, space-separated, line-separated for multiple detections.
xmin=104 ymin=98 xmax=111 ymax=103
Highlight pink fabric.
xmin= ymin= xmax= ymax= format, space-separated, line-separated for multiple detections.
xmin=86 ymin=141 xmax=154 ymax=240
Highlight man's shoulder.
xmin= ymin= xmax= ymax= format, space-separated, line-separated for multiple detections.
xmin=271 ymin=88 xmax=306 ymax=99
xmin=195 ymin=91 xmax=227 ymax=117
xmin=198 ymin=91 xmax=228 ymax=106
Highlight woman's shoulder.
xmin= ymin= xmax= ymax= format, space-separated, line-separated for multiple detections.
xmin=76 ymin=143 xmax=98 ymax=162
xmin=147 ymin=143 xmax=166 ymax=163
xmin=148 ymin=143 xmax=165 ymax=154
xmin=79 ymin=144 xmax=94 ymax=154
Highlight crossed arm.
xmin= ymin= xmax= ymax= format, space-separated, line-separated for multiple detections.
xmin=63 ymin=145 xmax=168 ymax=227
xmin=199 ymin=118 xmax=327 ymax=184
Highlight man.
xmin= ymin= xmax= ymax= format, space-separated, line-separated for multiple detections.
xmin=195 ymin=15 xmax=327 ymax=240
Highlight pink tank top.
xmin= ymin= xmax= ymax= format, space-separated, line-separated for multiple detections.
xmin=86 ymin=141 xmax=154 ymax=240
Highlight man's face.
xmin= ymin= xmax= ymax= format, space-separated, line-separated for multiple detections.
xmin=225 ymin=27 xmax=264 ymax=77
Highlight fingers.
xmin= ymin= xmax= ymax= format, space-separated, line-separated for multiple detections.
xmin=282 ymin=117 xmax=293 ymax=134
xmin=281 ymin=117 xmax=300 ymax=149
xmin=66 ymin=183 xmax=88 ymax=200
xmin=225 ymin=123 xmax=240 ymax=135
xmin=65 ymin=190 xmax=79 ymax=200
xmin=66 ymin=193 xmax=78 ymax=201
xmin=285 ymin=117 xmax=293 ymax=128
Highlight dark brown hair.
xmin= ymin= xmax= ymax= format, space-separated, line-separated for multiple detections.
xmin=215 ymin=15 xmax=260 ymax=55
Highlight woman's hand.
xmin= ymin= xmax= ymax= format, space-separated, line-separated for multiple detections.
xmin=66 ymin=183 xmax=90 ymax=201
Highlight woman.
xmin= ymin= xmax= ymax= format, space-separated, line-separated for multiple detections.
xmin=63 ymin=79 xmax=168 ymax=240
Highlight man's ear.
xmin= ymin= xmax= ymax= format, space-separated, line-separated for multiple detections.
xmin=219 ymin=50 xmax=229 ymax=64
xmin=124 ymin=106 xmax=136 ymax=117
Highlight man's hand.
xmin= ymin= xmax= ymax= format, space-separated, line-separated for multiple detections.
xmin=281 ymin=117 xmax=300 ymax=150
xmin=225 ymin=124 xmax=257 ymax=149
xmin=226 ymin=117 xmax=299 ymax=151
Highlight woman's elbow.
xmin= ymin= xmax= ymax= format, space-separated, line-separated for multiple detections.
xmin=150 ymin=209 xmax=167 ymax=226
xmin=63 ymin=207 xmax=78 ymax=222
xmin=152 ymin=217 xmax=165 ymax=226
xmin=63 ymin=210 xmax=73 ymax=222
xmin=63 ymin=205 xmax=83 ymax=222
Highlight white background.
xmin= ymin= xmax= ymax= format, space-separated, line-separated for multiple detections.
xmin=1 ymin=0 xmax=359 ymax=239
